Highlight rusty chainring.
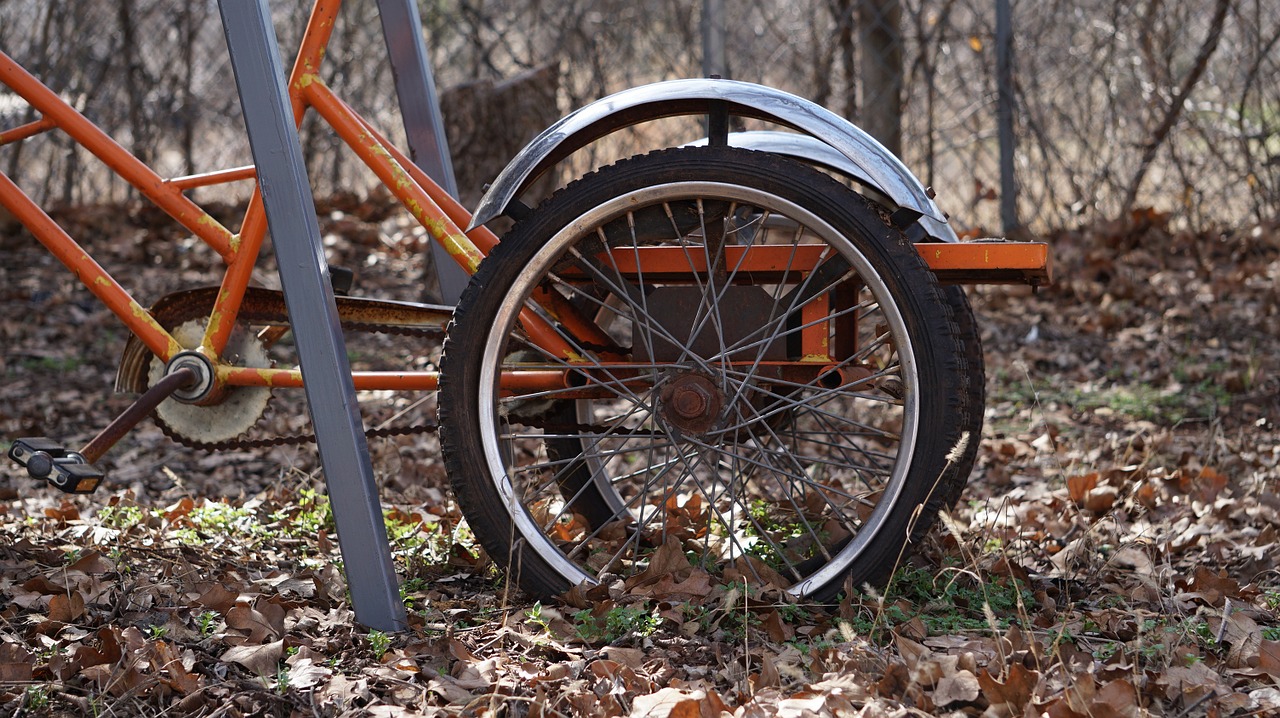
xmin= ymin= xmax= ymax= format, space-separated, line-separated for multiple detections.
xmin=118 ymin=286 xmax=452 ymax=452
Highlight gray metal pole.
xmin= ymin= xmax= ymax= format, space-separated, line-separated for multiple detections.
xmin=376 ymin=0 xmax=469 ymax=306
xmin=996 ymin=0 xmax=1019 ymax=234
xmin=701 ymin=0 xmax=727 ymax=78
xmin=218 ymin=0 xmax=406 ymax=632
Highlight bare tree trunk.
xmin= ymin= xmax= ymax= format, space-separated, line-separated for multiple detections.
xmin=857 ymin=0 xmax=902 ymax=154
xmin=116 ymin=0 xmax=150 ymax=168
xmin=1121 ymin=0 xmax=1231 ymax=214
xmin=828 ymin=0 xmax=856 ymax=120
xmin=179 ymin=0 xmax=198 ymax=178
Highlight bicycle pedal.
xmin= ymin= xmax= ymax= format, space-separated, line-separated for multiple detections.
xmin=8 ymin=437 xmax=106 ymax=494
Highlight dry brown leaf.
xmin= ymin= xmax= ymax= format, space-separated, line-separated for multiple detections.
xmin=43 ymin=499 xmax=80 ymax=522
xmin=1155 ymin=661 xmax=1223 ymax=702
xmin=222 ymin=639 xmax=284 ymax=677
xmin=624 ymin=536 xmax=692 ymax=590
xmin=154 ymin=640 xmax=202 ymax=695
xmin=893 ymin=632 xmax=930 ymax=671
xmin=47 ymin=589 xmax=86 ymax=622
xmin=65 ymin=550 xmax=113 ymax=574
xmin=1090 ymin=679 xmax=1139 ymax=718
xmin=978 ymin=662 xmax=1038 ymax=711
xmin=1257 ymin=640 xmax=1280 ymax=682
xmin=601 ymin=646 xmax=645 ymax=669
xmin=628 ymin=687 xmax=720 ymax=718
xmin=0 ymin=643 xmax=33 ymax=682
xmin=759 ymin=610 xmax=794 ymax=643
xmin=285 ymin=657 xmax=332 ymax=690
xmin=933 ymin=669 xmax=980 ymax=706
xmin=225 ymin=599 xmax=285 ymax=645
xmin=191 ymin=583 xmax=241 ymax=614
xmin=1222 ymin=610 xmax=1263 ymax=668
xmin=729 ymin=555 xmax=790 ymax=589
xmin=751 ymin=653 xmax=781 ymax=690
xmin=1067 ymin=472 xmax=1099 ymax=504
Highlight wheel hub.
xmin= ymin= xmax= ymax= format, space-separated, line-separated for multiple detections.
xmin=657 ymin=372 xmax=724 ymax=435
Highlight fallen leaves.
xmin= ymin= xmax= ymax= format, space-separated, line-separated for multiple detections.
xmin=2 ymin=209 xmax=1279 ymax=716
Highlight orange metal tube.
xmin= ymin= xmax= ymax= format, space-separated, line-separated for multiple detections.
xmin=0 ymin=116 xmax=55 ymax=146
xmin=347 ymin=105 xmax=499 ymax=255
xmin=0 ymin=172 xmax=180 ymax=360
xmin=198 ymin=2 xmax=340 ymax=361
xmin=287 ymin=1 xmax=341 ymax=120
xmin=194 ymin=4 xmax=343 ymax=362
xmin=165 ymin=165 xmax=258 ymax=190
xmin=221 ymin=366 xmax=441 ymax=391
xmin=0 ymin=50 xmax=238 ymax=261
xmin=305 ymin=79 xmax=484 ymax=273
xmin=199 ymin=189 xmax=268 ymax=360
xmin=221 ymin=367 xmax=584 ymax=393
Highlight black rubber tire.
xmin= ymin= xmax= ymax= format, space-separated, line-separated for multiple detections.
xmin=439 ymin=146 xmax=966 ymax=601
xmin=936 ymin=284 xmax=984 ymax=508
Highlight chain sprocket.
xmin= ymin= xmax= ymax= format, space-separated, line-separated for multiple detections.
xmin=149 ymin=319 xmax=273 ymax=444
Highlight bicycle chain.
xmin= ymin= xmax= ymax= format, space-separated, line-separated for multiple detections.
xmin=160 ymin=320 xmax=445 ymax=452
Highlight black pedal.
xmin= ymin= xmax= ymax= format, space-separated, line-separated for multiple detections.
xmin=8 ymin=437 xmax=106 ymax=494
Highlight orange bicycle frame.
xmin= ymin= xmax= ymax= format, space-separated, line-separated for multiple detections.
xmin=0 ymin=0 xmax=584 ymax=396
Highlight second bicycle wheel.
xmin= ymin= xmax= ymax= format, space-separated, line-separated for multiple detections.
xmin=440 ymin=147 xmax=965 ymax=601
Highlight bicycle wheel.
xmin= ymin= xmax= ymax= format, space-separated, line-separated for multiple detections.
xmin=440 ymin=147 xmax=965 ymax=601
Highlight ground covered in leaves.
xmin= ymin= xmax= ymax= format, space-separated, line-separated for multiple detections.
xmin=2 ymin=202 xmax=1278 ymax=717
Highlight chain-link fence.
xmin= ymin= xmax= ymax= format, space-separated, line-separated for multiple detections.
xmin=2 ymin=0 xmax=1276 ymax=233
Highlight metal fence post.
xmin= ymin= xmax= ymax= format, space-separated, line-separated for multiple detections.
xmin=376 ymin=0 xmax=469 ymax=306
xmin=996 ymin=0 xmax=1020 ymax=234
xmin=218 ymin=0 xmax=406 ymax=632
xmin=702 ymin=0 xmax=727 ymax=78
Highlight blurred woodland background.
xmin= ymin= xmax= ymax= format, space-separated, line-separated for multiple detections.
xmin=1 ymin=0 xmax=1276 ymax=235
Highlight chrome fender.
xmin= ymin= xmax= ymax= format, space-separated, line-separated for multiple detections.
xmin=468 ymin=78 xmax=955 ymax=242
xmin=689 ymin=131 xmax=959 ymax=243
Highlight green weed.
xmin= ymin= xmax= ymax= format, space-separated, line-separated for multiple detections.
xmin=574 ymin=604 xmax=658 ymax=644
xmin=367 ymin=630 xmax=391 ymax=659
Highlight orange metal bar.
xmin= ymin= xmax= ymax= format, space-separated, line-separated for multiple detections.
xmin=0 ymin=50 xmax=238 ymax=261
xmin=566 ymin=243 xmax=1051 ymax=286
xmin=198 ymin=2 xmax=341 ymax=362
xmin=199 ymin=2 xmax=342 ymax=362
xmin=0 ymin=172 xmax=181 ymax=360
xmin=584 ymin=245 xmax=827 ymax=277
xmin=190 ymin=0 xmax=392 ymax=363
xmin=801 ymin=294 xmax=830 ymax=361
xmin=347 ymin=105 xmax=498 ymax=254
xmin=304 ymin=79 xmax=484 ymax=273
xmin=918 ymin=241 xmax=1052 ymax=285
xmin=220 ymin=366 xmax=440 ymax=391
xmin=0 ymin=116 xmax=55 ymax=146
xmin=288 ymin=1 xmax=341 ymax=120
xmin=165 ymin=165 xmax=258 ymax=190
